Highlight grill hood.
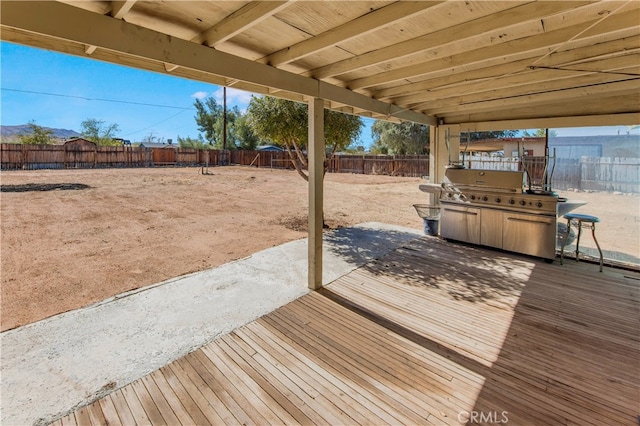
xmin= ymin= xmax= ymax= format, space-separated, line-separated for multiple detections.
xmin=444 ymin=168 xmax=525 ymax=193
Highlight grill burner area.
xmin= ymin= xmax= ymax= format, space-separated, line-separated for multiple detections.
xmin=441 ymin=188 xmax=558 ymax=214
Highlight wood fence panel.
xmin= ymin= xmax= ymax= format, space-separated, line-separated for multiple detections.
xmin=329 ymin=155 xmax=364 ymax=174
xmin=206 ymin=150 xmax=218 ymax=166
xmin=1 ymin=144 xmax=24 ymax=170
xmin=270 ymin=152 xmax=295 ymax=170
xmin=329 ymin=155 xmax=428 ymax=177
xmin=65 ymin=144 xmax=96 ymax=169
xmin=95 ymin=146 xmax=130 ymax=167
xmin=129 ymin=147 xmax=153 ymax=167
xmin=152 ymin=148 xmax=175 ymax=166
xmin=175 ymin=148 xmax=199 ymax=166
xmin=26 ymin=145 xmax=65 ymax=169
xmin=131 ymin=147 xmax=152 ymax=167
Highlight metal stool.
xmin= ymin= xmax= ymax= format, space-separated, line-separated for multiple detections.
xmin=560 ymin=213 xmax=603 ymax=272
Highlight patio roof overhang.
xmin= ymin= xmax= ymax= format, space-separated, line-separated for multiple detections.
xmin=2 ymin=0 xmax=639 ymax=289
xmin=2 ymin=1 xmax=638 ymax=127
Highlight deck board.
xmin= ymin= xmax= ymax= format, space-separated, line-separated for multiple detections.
xmin=96 ymin=396 xmax=122 ymax=426
xmin=108 ymin=389 xmax=136 ymax=426
xmin=54 ymin=237 xmax=640 ymax=425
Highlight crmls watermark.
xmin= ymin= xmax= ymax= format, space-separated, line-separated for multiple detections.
xmin=458 ymin=410 xmax=509 ymax=424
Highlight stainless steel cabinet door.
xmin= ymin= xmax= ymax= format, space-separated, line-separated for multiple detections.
xmin=440 ymin=204 xmax=481 ymax=245
xmin=481 ymin=208 xmax=503 ymax=249
xmin=503 ymin=213 xmax=556 ymax=259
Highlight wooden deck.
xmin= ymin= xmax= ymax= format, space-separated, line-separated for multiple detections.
xmin=53 ymin=237 xmax=639 ymax=425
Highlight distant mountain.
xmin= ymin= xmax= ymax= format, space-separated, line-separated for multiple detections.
xmin=1 ymin=124 xmax=81 ymax=140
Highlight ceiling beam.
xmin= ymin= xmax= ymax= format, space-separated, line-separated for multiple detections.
xmin=191 ymin=1 xmax=291 ymax=47
xmin=415 ymin=70 xmax=640 ymax=112
xmin=398 ymin=52 xmax=640 ymax=107
xmin=261 ymin=1 xmax=442 ymax=67
xmin=0 ymin=0 xmax=435 ymax=126
xmin=58 ymin=1 xmax=111 ymax=15
xmin=444 ymin=93 xmax=639 ymax=124
xmin=424 ymin=79 xmax=639 ymax=116
xmin=347 ymin=11 xmax=639 ymax=91
xmin=374 ymin=35 xmax=640 ymax=101
xmin=456 ymin=113 xmax=640 ymax=131
xmin=305 ymin=1 xmax=591 ymax=80
xmin=110 ymin=0 xmax=137 ymax=20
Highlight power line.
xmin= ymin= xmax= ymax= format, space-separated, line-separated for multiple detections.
xmin=121 ymin=109 xmax=192 ymax=137
xmin=1 ymin=87 xmax=195 ymax=110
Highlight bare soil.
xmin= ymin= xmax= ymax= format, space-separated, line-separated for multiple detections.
xmin=1 ymin=166 xmax=638 ymax=331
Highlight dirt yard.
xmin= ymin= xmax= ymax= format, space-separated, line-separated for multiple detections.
xmin=1 ymin=166 xmax=638 ymax=331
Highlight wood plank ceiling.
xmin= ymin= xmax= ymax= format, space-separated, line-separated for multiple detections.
xmin=1 ymin=1 xmax=639 ymax=126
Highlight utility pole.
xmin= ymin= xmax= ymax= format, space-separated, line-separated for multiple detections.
xmin=223 ymin=86 xmax=227 ymax=152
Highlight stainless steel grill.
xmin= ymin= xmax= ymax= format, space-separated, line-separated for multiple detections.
xmin=439 ymin=168 xmax=558 ymax=260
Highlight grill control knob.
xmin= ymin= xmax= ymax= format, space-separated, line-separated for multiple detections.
xmin=482 ymin=196 xmax=488 ymax=202
xmin=519 ymin=200 xmax=526 ymax=206
xmin=508 ymin=199 xmax=515 ymax=205
xmin=536 ymin=202 xmax=543 ymax=208
xmin=470 ymin=195 xmax=476 ymax=200
xmin=495 ymin=198 xmax=501 ymax=203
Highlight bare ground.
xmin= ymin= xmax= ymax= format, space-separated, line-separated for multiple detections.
xmin=1 ymin=166 xmax=638 ymax=331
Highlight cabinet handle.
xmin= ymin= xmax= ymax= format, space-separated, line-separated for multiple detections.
xmin=507 ymin=217 xmax=551 ymax=225
xmin=444 ymin=209 xmax=478 ymax=216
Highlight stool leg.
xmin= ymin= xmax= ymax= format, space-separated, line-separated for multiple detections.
xmin=591 ymin=223 xmax=604 ymax=272
xmin=560 ymin=218 xmax=571 ymax=265
xmin=574 ymin=221 xmax=582 ymax=262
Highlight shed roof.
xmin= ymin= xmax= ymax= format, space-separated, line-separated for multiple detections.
xmin=139 ymin=142 xmax=178 ymax=149
xmin=63 ymin=137 xmax=97 ymax=147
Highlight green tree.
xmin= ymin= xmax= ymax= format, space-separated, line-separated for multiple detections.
xmin=343 ymin=144 xmax=366 ymax=154
xmin=231 ymin=112 xmax=260 ymax=150
xmin=177 ymin=135 xmax=209 ymax=149
xmin=19 ymin=121 xmax=54 ymax=145
xmin=195 ymin=97 xmax=258 ymax=149
xmin=194 ymin=97 xmax=224 ymax=146
xmin=247 ymin=96 xmax=363 ymax=181
xmin=521 ymin=129 xmax=558 ymax=138
xmin=370 ymin=120 xmax=429 ymax=155
xmin=141 ymin=132 xmax=166 ymax=144
xmin=460 ymin=130 xmax=519 ymax=141
xmin=80 ymin=118 xmax=121 ymax=146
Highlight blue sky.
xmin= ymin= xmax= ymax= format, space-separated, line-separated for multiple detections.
xmin=1 ymin=41 xmax=637 ymax=146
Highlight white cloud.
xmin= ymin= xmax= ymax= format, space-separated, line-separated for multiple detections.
xmin=190 ymin=91 xmax=209 ymax=100
xmin=212 ymin=87 xmax=254 ymax=112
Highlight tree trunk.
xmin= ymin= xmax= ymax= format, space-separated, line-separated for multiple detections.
xmin=285 ymin=144 xmax=309 ymax=181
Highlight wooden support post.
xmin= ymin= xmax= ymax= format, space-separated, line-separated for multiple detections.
xmin=308 ymin=97 xmax=324 ymax=290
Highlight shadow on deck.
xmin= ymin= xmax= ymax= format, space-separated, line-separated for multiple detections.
xmin=54 ymin=237 xmax=640 ymax=425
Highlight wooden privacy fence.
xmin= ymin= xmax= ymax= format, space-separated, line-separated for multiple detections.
xmin=3 ymin=144 xmax=637 ymax=191
xmin=328 ymin=154 xmax=429 ymax=177
xmin=0 ymin=144 xmax=430 ymax=177
xmin=1 ymin=144 xmax=154 ymax=169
